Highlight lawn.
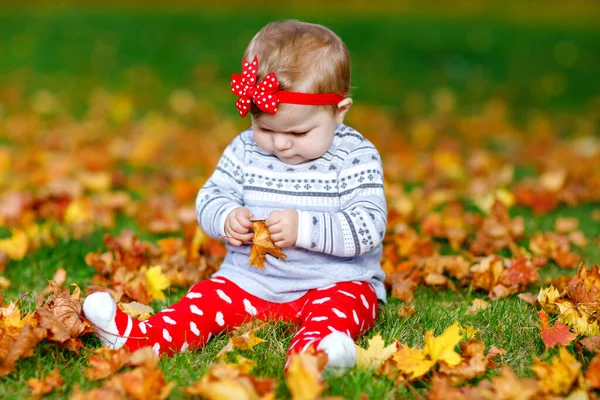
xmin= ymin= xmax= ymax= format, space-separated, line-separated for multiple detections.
xmin=1 ymin=5 xmax=600 ymax=399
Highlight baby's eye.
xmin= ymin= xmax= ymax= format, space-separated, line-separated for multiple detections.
xmin=293 ymin=131 xmax=308 ymax=137
xmin=261 ymin=128 xmax=273 ymax=133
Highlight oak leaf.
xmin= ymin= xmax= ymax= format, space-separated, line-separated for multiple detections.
xmin=85 ymin=347 xmax=132 ymax=380
xmin=249 ymin=221 xmax=286 ymax=269
xmin=538 ymin=309 xmax=577 ymax=350
xmin=355 ymin=333 xmax=399 ymax=370
xmin=531 ymin=347 xmax=580 ymax=395
xmin=0 ymin=323 xmax=47 ymax=377
xmin=104 ymin=363 xmax=175 ymax=400
xmin=466 ymin=298 xmax=489 ymax=316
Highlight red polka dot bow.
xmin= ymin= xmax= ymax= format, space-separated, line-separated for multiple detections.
xmin=231 ymin=56 xmax=345 ymax=118
xmin=231 ymin=56 xmax=281 ymax=118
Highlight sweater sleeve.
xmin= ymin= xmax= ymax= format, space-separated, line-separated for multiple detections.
xmin=295 ymin=145 xmax=387 ymax=257
xmin=195 ymin=134 xmax=247 ymax=240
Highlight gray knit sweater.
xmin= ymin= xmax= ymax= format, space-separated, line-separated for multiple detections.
xmin=196 ymin=124 xmax=387 ymax=303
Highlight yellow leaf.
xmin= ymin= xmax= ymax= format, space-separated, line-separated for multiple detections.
xmin=285 ymin=352 xmax=327 ymax=400
xmin=119 ymin=301 xmax=154 ymax=321
xmin=423 ymin=322 xmax=463 ymax=367
xmin=537 ymin=285 xmax=561 ymax=313
xmin=556 ymin=301 xmax=600 ymax=336
xmin=0 ymin=276 xmax=10 ymax=290
xmin=0 ymin=229 xmax=28 ymax=260
xmin=392 ymin=347 xmax=435 ymax=380
xmin=64 ymin=199 xmax=93 ymax=224
xmin=0 ymin=301 xmax=33 ymax=328
xmin=532 ymin=347 xmax=581 ymax=395
xmin=144 ymin=266 xmax=170 ymax=301
xmin=461 ymin=325 xmax=479 ymax=340
xmin=355 ymin=334 xmax=398 ymax=370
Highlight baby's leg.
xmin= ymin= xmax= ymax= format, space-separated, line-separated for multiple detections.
xmin=83 ymin=277 xmax=266 ymax=356
xmin=288 ymin=281 xmax=379 ymax=368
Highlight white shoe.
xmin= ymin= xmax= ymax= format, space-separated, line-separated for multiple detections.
xmin=82 ymin=292 xmax=130 ymax=349
xmin=317 ymin=331 xmax=357 ymax=368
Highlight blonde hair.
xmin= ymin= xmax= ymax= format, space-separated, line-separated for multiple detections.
xmin=243 ymin=20 xmax=350 ymax=116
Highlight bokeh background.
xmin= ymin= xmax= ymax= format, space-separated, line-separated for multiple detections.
xmin=1 ymin=0 xmax=599 ymax=120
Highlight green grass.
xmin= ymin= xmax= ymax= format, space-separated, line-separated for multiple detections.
xmin=1 ymin=7 xmax=599 ymax=399
xmin=0 ymin=9 xmax=599 ymax=118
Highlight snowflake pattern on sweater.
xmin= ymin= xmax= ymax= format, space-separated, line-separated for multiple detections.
xmin=196 ymin=124 xmax=388 ymax=303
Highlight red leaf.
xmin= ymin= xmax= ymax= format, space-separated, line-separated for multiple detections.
xmin=538 ymin=309 xmax=577 ymax=350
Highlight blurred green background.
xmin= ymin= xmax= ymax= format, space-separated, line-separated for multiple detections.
xmin=1 ymin=0 xmax=599 ymax=121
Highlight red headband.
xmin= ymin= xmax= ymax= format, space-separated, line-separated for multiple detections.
xmin=231 ymin=56 xmax=345 ymax=118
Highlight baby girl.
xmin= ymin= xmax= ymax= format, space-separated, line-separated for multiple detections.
xmin=84 ymin=19 xmax=387 ymax=368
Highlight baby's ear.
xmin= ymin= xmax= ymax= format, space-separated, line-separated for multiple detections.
xmin=335 ymin=98 xmax=353 ymax=124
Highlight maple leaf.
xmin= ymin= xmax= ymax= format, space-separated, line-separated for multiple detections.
xmin=27 ymin=369 xmax=64 ymax=399
xmin=423 ymin=322 xmax=463 ymax=368
xmin=216 ymin=324 xmax=267 ymax=359
xmin=437 ymin=339 xmax=499 ymax=386
xmin=249 ymin=220 xmax=286 ymax=269
xmin=392 ymin=347 xmax=434 ymax=380
xmin=469 ymin=365 xmax=541 ymax=400
xmin=0 ymin=323 xmax=47 ymax=377
xmin=531 ymin=347 xmax=581 ymax=395
xmin=36 ymin=281 xmax=89 ymax=340
xmin=585 ymin=353 xmax=600 ymax=390
xmin=355 ymin=333 xmax=399 ymax=370
xmin=184 ymin=360 xmax=277 ymax=400
xmin=285 ymin=351 xmax=328 ymax=400
xmin=104 ymin=363 xmax=175 ymax=400
xmin=0 ymin=228 xmax=28 ymax=260
xmin=144 ymin=265 xmax=170 ymax=301
xmin=466 ymin=298 xmax=489 ymax=316
xmin=578 ymin=336 xmax=600 ymax=352
xmin=538 ymin=309 xmax=577 ymax=350
xmin=85 ymin=347 xmax=132 ymax=380
xmin=392 ymin=323 xmax=463 ymax=381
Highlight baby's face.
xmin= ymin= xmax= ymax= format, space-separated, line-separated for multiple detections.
xmin=251 ymin=105 xmax=339 ymax=165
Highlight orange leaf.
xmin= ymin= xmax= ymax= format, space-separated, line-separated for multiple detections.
xmin=249 ymin=221 xmax=286 ymax=269
xmin=27 ymin=369 xmax=64 ymax=399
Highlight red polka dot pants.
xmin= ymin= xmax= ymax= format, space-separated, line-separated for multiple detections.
xmin=115 ymin=277 xmax=379 ymax=357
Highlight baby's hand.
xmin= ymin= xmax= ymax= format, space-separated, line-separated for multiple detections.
xmin=265 ymin=209 xmax=299 ymax=248
xmin=224 ymin=207 xmax=254 ymax=246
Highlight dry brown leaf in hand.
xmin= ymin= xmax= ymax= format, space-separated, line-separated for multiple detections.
xmin=285 ymin=351 xmax=328 ymax=400
xmin=355 ymin=333 xmax=399 ymax=370
xmin=249 ymin=220 xmax=286 ymax=269
xmin=27 ymin=368 xmax=64 ymax=399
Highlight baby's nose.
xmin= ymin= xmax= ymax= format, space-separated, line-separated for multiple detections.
xmin=273 ymin=134 xmax=292 ymax=150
